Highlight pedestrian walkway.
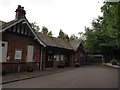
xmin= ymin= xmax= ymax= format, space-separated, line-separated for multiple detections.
xmin=103 ymin=63 xmax=120 ymax=69
xmin=1 ymin=67 xmax=74 ymax=84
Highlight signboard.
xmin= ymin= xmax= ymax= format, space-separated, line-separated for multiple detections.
xmin=15 ymin=49 xmax=22 ymax=60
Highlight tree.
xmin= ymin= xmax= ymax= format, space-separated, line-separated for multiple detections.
xmin=100 ymin=2 xmax=120 ymax=61
xmin=69 ymin=34 xmax=78 ymax=41
xmin=31 ymin=22 xmax=40 ymax=32
xmin=84 ymin=2 xmax=120 ymax=62
xmin=58 ymin=29 xmax=66 ymax=39
xmin=41 ymin=26 xmax=48 ymax=34
xmin=41 ymin=26 xmax=53 ymax=36
xmin=48 ymin=31 xmax=52 ymax=36
xmin=78 ymin=32 xmax=85 ymax=40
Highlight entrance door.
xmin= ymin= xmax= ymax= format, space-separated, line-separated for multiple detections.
xmin=45 ymin=51 xmax=53 ymax=68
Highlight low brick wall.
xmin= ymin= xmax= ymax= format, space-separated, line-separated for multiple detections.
xmin=2 ymin=62 xmax=40 ymax=74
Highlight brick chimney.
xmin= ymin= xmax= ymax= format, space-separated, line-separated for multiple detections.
xmin=64 ymin=35 xmax=69 ymax=42
xmin=15 ymin=5 xmax=26 ymax=20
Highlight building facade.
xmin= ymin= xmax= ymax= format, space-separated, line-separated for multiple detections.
xmin=0 ymin=5 xmax=86 ymax=74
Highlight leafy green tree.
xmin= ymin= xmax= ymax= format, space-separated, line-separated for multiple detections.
xmin=84 ymin=2 xmax=120 ymax=62
xmin=48 ymin=31 xmax=52 ymax=36
xmin=31 ymin=22 xmax=40 ymax=32
xmin=58 ymin=29 xmax=66 ymax=39
xmin=69 ymin=34 xmax=78 ymax=41
xmin=41 ymin=26 xmax=48 ymax=34
xmin=78 ymin=32 xmax=85 ymax=40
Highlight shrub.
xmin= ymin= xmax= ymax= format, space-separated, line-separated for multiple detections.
xmin=57 ymin=60 xmax=64 ymax=68
xmin=75 ymin=62 xmax=80 ymax=67
xmin=111 ymin=59 xmax=118 ymax=65
xmin=27 ymin=67 xmax=33 ymax=72
xmin=59 ymin=60 xmax=64 ymax=65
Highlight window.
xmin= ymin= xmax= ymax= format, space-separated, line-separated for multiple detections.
xmin=54 ymin=55 xmax=64 ymax=61
xmin=48 ymin=55 xmax=52 ymax=61
xmin=27 ymin=45 xmax=34 ymax=62
xmin=56 ymin=55 xmax=59 ymax=61
xmin=0 ymin=41 xmax=8 ymax=62
xmin=60 ymin=55 xmax=64 ymax=61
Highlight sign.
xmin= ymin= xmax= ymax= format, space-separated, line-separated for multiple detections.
xmin=15 ymin=49 xmax=22 ymax=60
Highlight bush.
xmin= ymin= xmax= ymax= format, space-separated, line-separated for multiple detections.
xmin=59 ymin=60 xmax=64 ymax=65
xmin=111 ymin=59 xmax=118 ymax=65
xmin=57 ymin=60 xmax=64 ymax=68
xmin=57 ymin=64 xmax=64 ymax=68
xmin=74 ymin=62 xmax=80 ymax=67
xmin=27 ymin=67 xmax=33 ymax=72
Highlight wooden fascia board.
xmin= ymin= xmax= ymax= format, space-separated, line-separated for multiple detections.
xmin=1 ymin=18 xmax=46 ymax=47
xmin=2 ymin=19 xmax=24 ymax=32
xmin=24 ymin=19 xmax=46 ymax=47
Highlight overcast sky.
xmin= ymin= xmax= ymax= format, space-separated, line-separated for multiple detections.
xmin=0 ymin=0 xmax=104 ymax=37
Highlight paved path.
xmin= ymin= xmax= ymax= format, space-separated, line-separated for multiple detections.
xmin=2 ymin=65 xmax=119 ymax=88
xmin=1 ymin=67 xmax=74 ymax=84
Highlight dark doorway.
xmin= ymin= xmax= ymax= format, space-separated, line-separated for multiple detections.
xmin=45 ymin=50 xmax=53 ymax=68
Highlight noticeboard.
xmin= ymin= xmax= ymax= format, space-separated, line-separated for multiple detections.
xmin=15 ymin=49 xmax=22 ymax=60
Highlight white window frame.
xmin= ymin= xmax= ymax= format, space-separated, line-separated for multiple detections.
xmin=0 ymin=41 xmax=8 ymax=62
xmin=27 ymin=45 xmax=34 ymax=62
xmin=60 ymin=55 xmax=64 ymax=61
xmin=48 ymin=55 xmax=52 ymax=61
xmin=56 ymin=55 xmax=60 ymax=61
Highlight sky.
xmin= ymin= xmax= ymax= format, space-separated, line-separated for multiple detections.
xmin=0 ymin=0 xmax=104 ymax=37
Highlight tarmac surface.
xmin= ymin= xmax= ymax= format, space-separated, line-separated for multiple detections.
xmin=2 ymin=65 xmax=119 ymax=88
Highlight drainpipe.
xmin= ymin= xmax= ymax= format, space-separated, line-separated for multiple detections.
xmin=39 ymin=47 xmax=41 ymax=71
xmin=40 ymin=47 xmax=43 ymax=71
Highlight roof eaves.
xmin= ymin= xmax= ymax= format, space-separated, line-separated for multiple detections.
xmin=1 ymin=18 xmax=46 ymax=47
xmin=24 ymin=19 xmax=46 ymax=47
xmin=2 ymin=19 xmax=24 ymax=32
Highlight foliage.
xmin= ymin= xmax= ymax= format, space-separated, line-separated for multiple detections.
xmin=78 ymin=32 xmax=85 ymax=40
xmin=59 ymin=60 xmax=64 ymax=65
xmin=58 ymin=29 xmax=66 ymax=39
xmin=31 ymin=22 xmax=40 ymax=32
xmin=41 ymin=26 xmax=53 ymax=36
xmin=84 ymin=2 xmax=120 ymax=61
xmin=57 ymin=60 xmax=64 ymax=68
xmin=111 ymin=59 xmax=118 ymax=65
xmin=69 ymin=34 xmax=78 ymax=41
xmin=41 ymin=26 xmax=48 ymax=34
xmin=27 ymin=67 xmax=33 ymax=72
xmin=48 ymin=31 xmax=52 ymax=36
xmin=31 ymin=23 xmax=53 ymax=36
xmin=74 ymin=61 xmax=80 ymax=67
